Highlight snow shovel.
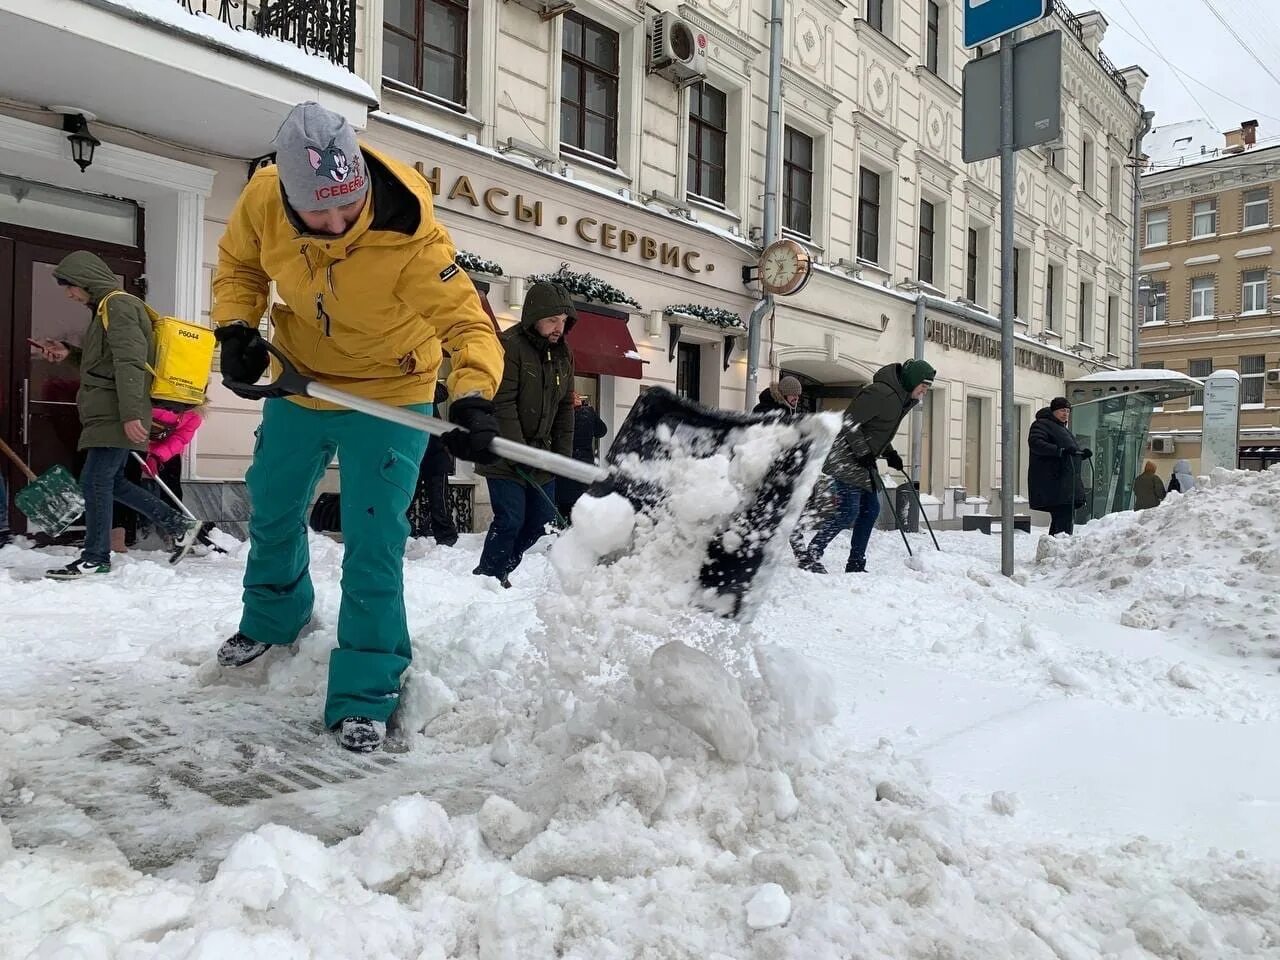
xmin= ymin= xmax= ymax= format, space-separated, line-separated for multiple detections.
xmin=0 ymin=436 xmax=85 ymax=536
xmin=226 ymin=343 xmax=837 ymax=619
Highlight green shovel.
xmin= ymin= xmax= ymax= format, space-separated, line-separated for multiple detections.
xmin=0 ymin=436 xmax=85 ymax=537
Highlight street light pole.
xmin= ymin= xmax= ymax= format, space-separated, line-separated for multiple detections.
xmin=998 ymin=31 xmax=1017 ymax=578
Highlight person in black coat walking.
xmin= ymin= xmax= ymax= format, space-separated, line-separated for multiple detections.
xmin=1027 ymin=397 xmax=1092 ymax=536
xmin=411 ymin=382 xmax=459 ymax=546
xmin=555 ymin=391 xmax=608 ymax=519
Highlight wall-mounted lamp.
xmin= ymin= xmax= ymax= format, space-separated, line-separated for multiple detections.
xmin=506 ymin=276 xmax=526 ymax=313
xmin=58 ymin=111 xmax=99 ymax=173
xmin=646 ymin=309 xmax=664 ymax=338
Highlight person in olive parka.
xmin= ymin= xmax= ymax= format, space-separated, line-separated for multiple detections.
xmin=797 ymin=359 xmax=936 ymax=574
xmin=1027 ymin=396 xmax=1092 ymax=536
xmin=32 ymin=251 xmax=200 ymax=578
xmin=474 ymin=281 xmax=576 ymax=585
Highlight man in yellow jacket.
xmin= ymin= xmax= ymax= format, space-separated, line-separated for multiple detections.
xmin=211 ymin=101 xmax=503 ymax=752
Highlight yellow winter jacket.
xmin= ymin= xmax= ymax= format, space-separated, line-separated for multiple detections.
xmin=212 ymin=145 xmax=502 ymax=409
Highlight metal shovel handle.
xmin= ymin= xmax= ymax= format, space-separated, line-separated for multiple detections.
xmin=226 ymin=342 xmax=606 ymax=486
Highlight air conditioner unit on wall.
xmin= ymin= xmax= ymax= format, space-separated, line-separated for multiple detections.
xmin=1266 ymin=369 xmax=1280 ymax=385
xmin=1149 ymin=437 xmax=1175 ymax=453
xmin=648 ymin=13 xmax=707 ymax=86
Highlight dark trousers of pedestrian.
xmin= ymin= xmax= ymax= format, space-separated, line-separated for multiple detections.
xmin=476 ymin=477 xmax=557 ymax=580
xmin=80 ymin=447 xmax=185 ymax=566
xmin=803 ymin=478 xmax=881 ymax=569
xmin=1048 ymin=505 xmax=1075 ymax=536
xmin=414 ymin=469 xmax=458 ymax=545
xmin=554 ymin=478 xmax=588 ymax=524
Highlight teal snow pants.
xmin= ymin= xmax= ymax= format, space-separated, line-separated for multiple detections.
xmin=240 ymin=397 xmax=429 ymax=729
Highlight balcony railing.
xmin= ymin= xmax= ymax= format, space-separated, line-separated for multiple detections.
xmin=179 ymin=0 xmax=356 ymax=71
xmin=1049 ymin=0 xmax=1129 ymax=96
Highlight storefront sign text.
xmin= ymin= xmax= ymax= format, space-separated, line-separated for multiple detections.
xmin=925 ymin=318 xmax=1066 ymax=378
xmin=416 ymin=164 xmax=711 ymax=277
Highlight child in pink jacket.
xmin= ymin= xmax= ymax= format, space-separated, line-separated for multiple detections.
xmin=143 ymin=403 xmax=204 ymax=480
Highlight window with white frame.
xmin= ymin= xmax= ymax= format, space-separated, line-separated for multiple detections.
xmin=384 ymin=0 xmax=469 ymax=108
xmin=967 ymin=223 xmax=991 ymax=307
xmin=866 ymin=0 xmax=887 ymax=32
xmin=1188 ymin=357 xmax=1212 ymax=407
xmin=1243 ymin=188 xmax=1270 ymax=229
xmin=858 ymin=166 xmax=882 ymax=263
xmin=1012 ymin=245 xmax=1030 ymax=319
xmin=783 ymin=126 xmax=814 ymax=238
xmin=1143 ymin=279 xmax=1167 ymax=324
xmin=1145 ymin=208 xmax=1168 ymax=246
xmin=1192 ymin=199 xmax=1217 ymax=238
xmin=1081 ymin=135 xmax=1095 ymax=195
xmin=1190 ymin=276 xmax=1216 ymax=319
xmin=560 ymin=12 xmax=620 ymax=164
xmin=1109 ymin=161 xmax=1122 ymax=216
xmin=1106 ymin=295 xmax=1119 ymax=354
xmin=1241 ymin=355 xmax=1266 ymax=405
xmin=1078 ymin=280 xmax=1093 ymax=343
xmin=925 ymin=1 xmax=941 ymax=75
xmin=1045 ymin=260 xmax=1062 ymax=332
xmin=1242 ymin=269 xmax=1269 ymax=314
xmin=687 ymin=81 xmax=727 ymax=206
xmin=918 ymin=198 xmax=937 ymax=285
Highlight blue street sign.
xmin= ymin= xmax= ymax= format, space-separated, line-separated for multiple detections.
xmin=964 ymin=0 xmax=1050 ymax=48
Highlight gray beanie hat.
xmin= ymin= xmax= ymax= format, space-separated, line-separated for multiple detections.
xmin=272 ymin=102 xmax=369 ymax=212
xmin=778 ymin=375 xmax=802 ymax=396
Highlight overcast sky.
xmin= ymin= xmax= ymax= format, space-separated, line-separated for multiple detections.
xmin=1079 ymin=0 xmax=1280 ymax=136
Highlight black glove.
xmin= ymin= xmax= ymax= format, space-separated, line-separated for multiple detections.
xmin=1079 ymin=447 xmax=1093 ymax=460
xmin=216 ymin=323 xmax=269 ymax=387
xmin=443 ymin=395 xmax=500 ymax=464
xmin=857 ymin=453 xmax=878 ymax=472
xmin=884 ymin=449 xmax=904 ymax=472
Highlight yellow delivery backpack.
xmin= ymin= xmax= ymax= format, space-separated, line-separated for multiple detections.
xmin=97 ymin=291 xmax=216 ymax=405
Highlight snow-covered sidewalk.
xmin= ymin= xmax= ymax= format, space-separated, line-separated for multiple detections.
xmin=2 ymin=468 xmax=1279 ymax=958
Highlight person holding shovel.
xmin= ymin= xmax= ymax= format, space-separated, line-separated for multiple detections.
xmin=209 ymin=101 xmax=503 ymax=753
xmin=33 ymin=252 xmax=202 ymax=579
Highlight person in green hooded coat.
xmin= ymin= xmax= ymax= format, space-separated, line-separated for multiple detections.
xmin=32 ymin=251 xmax=200 ymax=578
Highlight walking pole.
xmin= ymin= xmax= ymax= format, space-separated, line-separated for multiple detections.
xmin=132 ymin=453 xmax=197 ymax=521
xmin=872 ymin=470 xmax=912 ymax=558
xmin=899 ymin=471 xmax=940 ymax=551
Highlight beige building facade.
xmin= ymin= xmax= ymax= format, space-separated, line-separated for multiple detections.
xmin=0 ymin=0 xmax=1147 ymax=532
xmin=1139 ymin=120 xmax=1280 ymax=475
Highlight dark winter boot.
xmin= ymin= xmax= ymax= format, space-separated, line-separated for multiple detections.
xmin=45 ymin=558 xmax=111 ymax=580
xmin=168 ymin=518 xmax=202 ymax=565
xmin=338 ymin=716 xmax=386 ymax=753
xmin=0 ymin=530 xmax=11 ymax=550
xmin=797 ymin=552 xmax=828 ymax=574
xmin=845 ymin=557 xmax=867 ymax=573
xmin=217 ymin=632 xmax=271 ymax=667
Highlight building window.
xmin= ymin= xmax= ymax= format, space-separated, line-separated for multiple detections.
xmin=1107 ymin=295 xmax=1119 ymax=354
xmin=1045 ymin=261 xmax=1061 ymax=332
xmin=1243 ymin=188 xmax=1270 ymax=229
xmin=858 ymin=167 xmax=882 ymax=263
xmin=1241 ymin=355 xmax=1266 ymax=405
xmin=687 ymin=82 xmax=727 ymax=205
xmin=918 ymin=199 xmax=936 ymax=285
xmin=1145 ymin=208 xmax=1169 ymax=246
xmin=1192 ymin=199 xmax=1217 ymax=238
xmin=1188 ymin=357 xmax=1212 ymax=407
xmin=1191 ymin=276 xmax=1216 ymax=319
xmin=966 ymin=227 xmax=979 ymax=302
xmin=867 ymin=0 xmax=885 ymax=32
xmin=1081 ymin=135 xmax=1095 ymax=195
xmin=1013 ymin=404 xmax=1029 ymax=497
xmin=676 ymin=342 xmax=701 ymax=402
xmin=783 ymin=127 xmax=814 ymax=238
xmin=965 ymin=396 xmax=984 ymax=496
xmin=1078 ymin=281 xmax=1093 ymax=343
xmin=925 ymin=1 xmax=940 ymax=74
xmin=1242 ymin=269 xmax=1269 ymax=314
xmin=1012 ymin=245 xmax=1027 ymax=318
xmin=1109 ymin=161 xmax=1122 ymax=216
xmin=561 ymin=12 xmax=620 ymax=163
xmin=1047 ymin=145 xmax=1064 ymax=171
xmin=1143 ymin=279 xmax=1167 ymax=324
xmin=383 ymin=0 xmax=469 ymax=107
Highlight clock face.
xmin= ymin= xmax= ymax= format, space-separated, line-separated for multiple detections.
xmin=758 ymin=239 xmax=812 ymax=296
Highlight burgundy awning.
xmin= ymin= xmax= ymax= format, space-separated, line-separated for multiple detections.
xmin=566 ymin=310 xmax=645 ymax=379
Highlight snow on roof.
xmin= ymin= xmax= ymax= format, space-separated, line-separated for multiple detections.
xmin=1074 ymin=368 xmax=1201 ymax=383
xmin=1144 ymin=120 xmax=1222 ymax=168
xmin=105 ymin=0 xmax=376 ymax=103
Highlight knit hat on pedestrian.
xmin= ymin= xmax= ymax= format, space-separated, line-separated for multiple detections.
xmin=900 ymin=359 xmax=937 ymax=391
xmin=1050 ymin=396 xmax=1071 ymax=412
xmin=272 ymin=102 xmax=369 ymax=212
xmin=778 ymin=375 xmax=802 ymax=396
xmin=521 ymin=282 xmax=578 ymax=329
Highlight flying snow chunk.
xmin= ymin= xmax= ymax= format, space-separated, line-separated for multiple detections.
xmin=642 ymin=641 xmax=757 ymax=762
xmin=746 ymin=883 xmax=792 ymax=930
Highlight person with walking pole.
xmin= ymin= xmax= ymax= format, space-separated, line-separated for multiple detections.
xmin=208 ymin=101 xmax=504 ymax=753
xmin=795 ymin=359 xmax=936 ymax=573
xmin=1027 ymin=397 xmax=1091 ymax=536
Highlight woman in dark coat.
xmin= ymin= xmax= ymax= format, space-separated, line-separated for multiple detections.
xmin=1027 ymin=397 xmax=1092 ymax=536
xmin=555 ymin=392 xmax=608 ymax=520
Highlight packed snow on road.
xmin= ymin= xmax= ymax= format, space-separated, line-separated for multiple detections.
xmin=2 ymin=465 xmax=1279 ymax=958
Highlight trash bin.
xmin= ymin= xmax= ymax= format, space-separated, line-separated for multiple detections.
xmin=894 ymin=481 xmax=920 ymax=534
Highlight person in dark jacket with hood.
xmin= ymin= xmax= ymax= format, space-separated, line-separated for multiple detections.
xmin=753 ymin=376 xmax=802 ymax=414
xmin=797 ymin=359 xmax=936 ymax=573
xmin=1132 ymin=460 xmax=1166 ymax=510
xmin=474 ymin=281 xmax=576 ymax=586
xmin=32 ymin=252 xmax=200 ymax=579
xmin=554 ymin=391 xmax=607 ymax=520
xmin=411 ymin=381 xmax=458 ymax=546
xmin=1027 ymin=397 xmax=1092 ymax=535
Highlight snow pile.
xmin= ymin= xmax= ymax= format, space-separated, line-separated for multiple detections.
xmin=1035 ymin=466 xmax=1280 ymax=662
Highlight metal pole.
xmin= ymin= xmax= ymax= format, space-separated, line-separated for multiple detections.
xmin=744 ymin=0 xmax=785 ymax=411
xmin=1129 ymin=109 xmax=1155 ymax=369
xmin=998 ymin=32 xmax=1017 ymax=577
xmin=910 ymin=295 xmax=926 ymax=482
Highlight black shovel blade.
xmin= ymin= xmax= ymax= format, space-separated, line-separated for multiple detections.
xmin=585 ymin=388 xmax=838 ymax=620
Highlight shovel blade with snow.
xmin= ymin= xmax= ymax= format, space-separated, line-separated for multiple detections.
xmin=227 ymin=344 xmax=837 ymax=620
xmin=0 ymin=436 xmax=85 ymax=536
